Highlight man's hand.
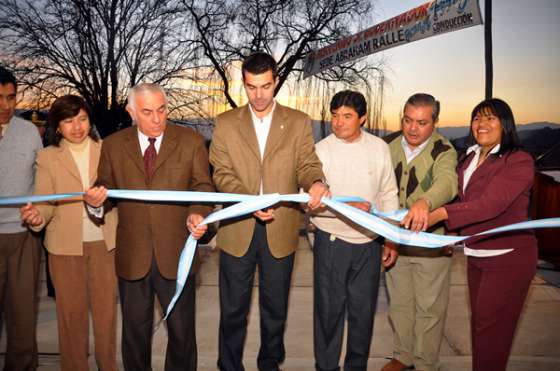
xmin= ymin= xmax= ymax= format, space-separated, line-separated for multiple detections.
xmin=382 ymin=241 xmax=398 ymax=268
xmin=20 ymin=202 xmax=43 ymax=227
xmin=254 ymin=208 xmax=275 ymax=222
xmin=187 ymin=213 xmax=208 ymax=240
xmin=401 ymin=198 xmax=430 ymax=232
xmin=84 ymin=186 xmax=108 ymax=208
xmin=346 ymin=201 xmax=371 ymax=213
xmin=308 ymin=181 xmax=330 ymax=210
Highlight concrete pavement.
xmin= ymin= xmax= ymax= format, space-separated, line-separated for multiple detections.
xmin=2 ymin=237 xmax=560 ymax=370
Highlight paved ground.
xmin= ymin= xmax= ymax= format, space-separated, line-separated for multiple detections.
xmin=2 ymin=237 xmax=560 ymax=370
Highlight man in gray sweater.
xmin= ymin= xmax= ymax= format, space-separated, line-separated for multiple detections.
xmin=0 ymin=66 xmax=43 ymax=371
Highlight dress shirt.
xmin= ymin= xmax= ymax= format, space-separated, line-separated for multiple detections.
xmin=0 ymin=123 xmax=7 ymax=139
xmin=137 ymin=128 xmax=163 ymax=154
xmin=88 ymin=128 xmax=164 ymax=217
xmin=401 ymin=135 xmax=431 ymax=164
xmin=249 ymin=101 xmax=276 ymax=194
xmin=462 ymin=143 xmax=513 ymax=257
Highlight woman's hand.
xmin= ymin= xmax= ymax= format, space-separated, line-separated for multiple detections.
xmin=428 ymin=207 xmax=449 ymax=227
xmin=20 ymin=202 xmax=44 ymax=227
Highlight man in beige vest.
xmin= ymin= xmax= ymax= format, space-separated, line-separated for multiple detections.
xmin=209 ymin=52 xmax=329 ymax=371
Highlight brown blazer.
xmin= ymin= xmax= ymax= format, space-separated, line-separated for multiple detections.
xmin=96 ymin=124 xmax=214 ymax=280
xmin=209 ymin=103 xmax=324 ymax=258
xmin=32 ymin=139 xmax=118 ymax=255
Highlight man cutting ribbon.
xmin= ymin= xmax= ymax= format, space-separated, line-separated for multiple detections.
xmin=84 ymin=83 xmax=214 ymax=371
xmin=209 ymin=52 xmax=330 ymax=371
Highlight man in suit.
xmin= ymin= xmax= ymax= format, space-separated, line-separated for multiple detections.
xmin=85 ymin=83 xmax=213 ymax=371
xmin=0 ymin=66 xmax=43 ymax=371
xmin=209 ymin=52 xmax=329 ymax=371
xmin=381 ymin=93 xmax=458 ymax=371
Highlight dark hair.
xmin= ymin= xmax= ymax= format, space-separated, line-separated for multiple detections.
xmin=330 ymin=90 xmax=367 ymax=118
xmin=241 ymin=52 xmax=278 ymax=80
xmin=46 ymin=95 xmax=99 ymax=146
xmin=404 ymin=93 xmax=440 ymax=122
xmin=0 ymin=66 xmax=17 ymax=90
xmin=465 ymin=98 xmax=522 ymax=157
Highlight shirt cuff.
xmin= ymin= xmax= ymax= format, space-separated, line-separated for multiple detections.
xmin=86 ymin=204 xmax=104 ymax=218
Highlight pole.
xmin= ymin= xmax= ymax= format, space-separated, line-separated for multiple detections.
xmin=484 ymin=0 xmax=493 ymax=99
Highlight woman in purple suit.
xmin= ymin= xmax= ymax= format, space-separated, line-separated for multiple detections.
xmin=428 ymin=98 xmax=537 ymax=371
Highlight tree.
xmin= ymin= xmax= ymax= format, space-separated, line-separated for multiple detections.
xmin=180 ymin=0 xmax=386 ymax=132
xmin=0 ymin=0 xmax=386 ymax=136
xmin=0 ymin=0 xmax=200 ymax=136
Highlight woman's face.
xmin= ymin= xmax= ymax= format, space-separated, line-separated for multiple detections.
xmin=58 ymin=109 xmax=90 ymax=144
xmin=471 ymin=109 xmax=503 ymax=150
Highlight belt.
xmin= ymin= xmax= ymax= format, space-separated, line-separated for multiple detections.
xmin=397 ymin=245 xmax=453 ymax=257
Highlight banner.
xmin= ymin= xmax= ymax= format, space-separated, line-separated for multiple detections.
xmin=303 ymin=0 xmax=483 ymax=78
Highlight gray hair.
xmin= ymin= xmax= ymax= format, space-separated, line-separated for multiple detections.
xmin=127 ymin=83 xmax=168 ymax=112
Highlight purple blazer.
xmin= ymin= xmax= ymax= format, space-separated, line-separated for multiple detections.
xmin=444 ymin=150 xmax=537 ymax=251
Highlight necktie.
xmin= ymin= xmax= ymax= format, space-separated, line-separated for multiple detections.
xmin=144 ymin=137 xmax=157 ymax=181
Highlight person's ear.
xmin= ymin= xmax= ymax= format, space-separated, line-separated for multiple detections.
xmin=126 ymin=104 xmax=136 ymax=121
xmin=359 ymin=115 xmax=367 ymax=126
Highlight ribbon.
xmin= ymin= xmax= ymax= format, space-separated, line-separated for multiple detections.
xmin=2 ymin=190 xmax=559 ymax=318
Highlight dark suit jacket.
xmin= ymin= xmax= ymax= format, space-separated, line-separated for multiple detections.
xmin=444 ymin=150 xmax=537 ymax=251
xmin=209 ymin=103 xmax=324 ymax=258
xmin=97 ymin=124 xmax=214 ymax=280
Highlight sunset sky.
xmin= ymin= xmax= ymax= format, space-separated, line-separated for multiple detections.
xmin=372 ymin=0 xmax=560 ymax=130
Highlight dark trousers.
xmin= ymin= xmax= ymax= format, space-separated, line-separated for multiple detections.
xmin=468 ymin=247 xmax=537 ymax=371
xmin=313 ymin=229 xmax=383 ymax=371
xmin=218 ymin=221 xmax=295 ymax=371
xmin=119 ymin=258 xmax=197 ymax=371
xmin=0 ymin=231 xmax=40 ymax=371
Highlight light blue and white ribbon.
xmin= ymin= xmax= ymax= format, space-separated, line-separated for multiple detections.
xmin=2 ymin=190 xmax=559 ymax=318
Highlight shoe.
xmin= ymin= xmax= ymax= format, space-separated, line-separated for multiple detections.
xmin=380 ymin=359 xmax=409 ymax=371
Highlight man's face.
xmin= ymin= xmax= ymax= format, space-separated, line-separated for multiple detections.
xmin=401 ymin=104 xmax=436 ymax=149
xmin=331 ymin=105 xmax=365 ymax=143
xmin=0 ymin=83 xmax=17 ymax=126
xmin=127 ymin=90 xmax=167 ymax=137
xmin=243 ymin=70 xmax=277 ymax=118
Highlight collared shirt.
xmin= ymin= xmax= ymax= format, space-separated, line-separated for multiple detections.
xmin=249 ymin=101 xmax=275 ymax=161
xmin=0 ymin=123 xmax=8 ymax=139
xmin=401 ymin=135 xmax=431 ymax=164
xmin=462 ymin=143 xmax=513 ymax=257
xmin=249 ymin=101 xmax=276 ymax=195
xmin=137 ymin=128 xmax=163 ymax=155
xmin=88 ymin=128 xmax=164 ymax=218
